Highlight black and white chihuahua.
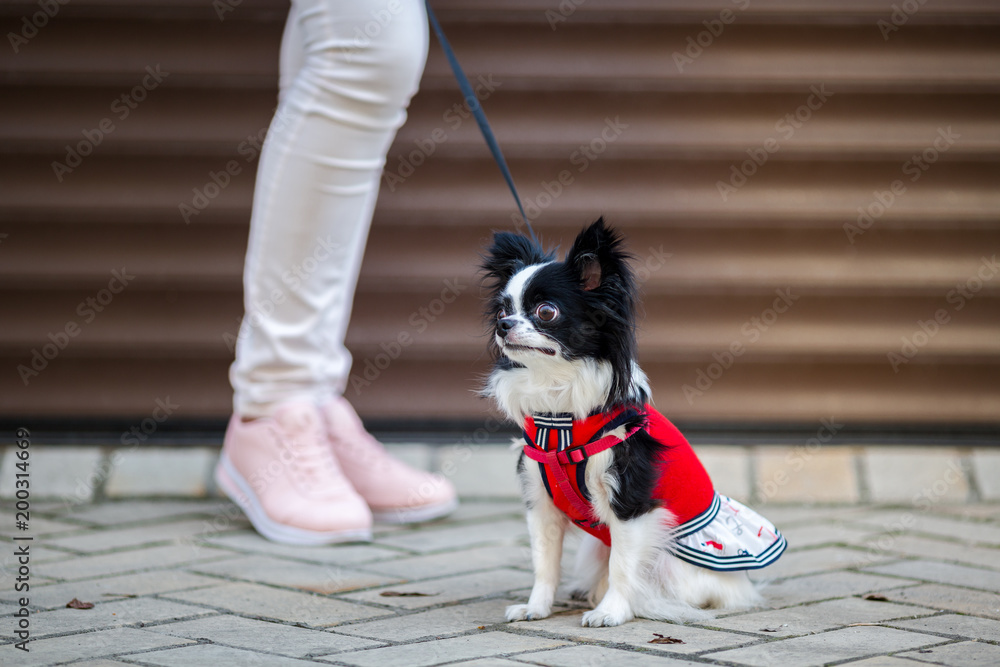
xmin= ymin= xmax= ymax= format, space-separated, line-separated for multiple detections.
xmin=482 ymin=218 xmax=786 ymax=627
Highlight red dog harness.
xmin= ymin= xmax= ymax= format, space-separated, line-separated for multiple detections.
xmin=522 ymin=405 xmax=787 ymax=571
xmin=522 ymin=405 xmax=716 ymax=546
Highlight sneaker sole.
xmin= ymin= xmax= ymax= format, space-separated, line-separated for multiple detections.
xmin=371 ymin=496 xmax=460 ymax=524
xmin=215 ymin=452 xmax=373 ymax=546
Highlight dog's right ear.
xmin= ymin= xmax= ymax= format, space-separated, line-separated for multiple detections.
xmin=481 ymin=232 xmax=553 ymax=293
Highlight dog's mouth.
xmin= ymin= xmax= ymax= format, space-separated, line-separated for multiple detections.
xmin=502 ymin=343 xmax=557 ymax=357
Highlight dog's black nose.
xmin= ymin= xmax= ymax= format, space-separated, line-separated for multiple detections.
xmin=497 ymin=317 xmax=516 ymax=336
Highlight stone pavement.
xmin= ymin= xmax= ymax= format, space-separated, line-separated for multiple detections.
xmin=2 ymin=496 xmax=999 ymax=667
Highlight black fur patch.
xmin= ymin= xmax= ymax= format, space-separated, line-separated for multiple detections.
xmin=606 ymin=425 xmax=666 ymax=522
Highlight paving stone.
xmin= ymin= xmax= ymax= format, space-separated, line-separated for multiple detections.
xmin=843 ymin=659 xmax=929 ymax=666
xmin=162 ymin=582 xmax=393 ymax=627
xmin=750 ymin=505 xmax=870 ymax=527
xmin=0 ymin=628 xmax=194 ymax=667
xmin=381 ymin=443 xmax=434 ymax=472
xmin=972 ymin=449 xmax=1000 ymax=500
xmin=374 ymin=518 xmax=528 ymax=553
xmin=335 ymin=598 xmax=517 ymax=642
xmin=9 ymin=598 xmax=214 ymax=640
xmin=860 ymin=533 xmax=1000 ymax=571
xmin=35 ymin=543 xmax=234 ymax=581
xmin=865 ymin=560 xmax=1000 ymax=593
xmin=521 ymin=608 xmax=760 ymax=655
xmin=104 ymin=447 xmax=216 ymax=498
xmin=147 ymin=614 xmax=384 ymax=657
xmin=514 ymin=644 xmax=703 ymax=666
xmin=757 ymin=570 xmax=919 ymax=608
xmin=0 ymin=511 xmax=89 ymax=537
xmin=43 ymin=518 xmax=249 ymax=554
xmin=125 ymin=643 xmax=324 ymax=666
xmin=327 ymin=631 xmax=568 ymax=667
xmin=702 ymin=596 xmax=935 ymax=637
xmin=0 ymin=544 xmax=72 ymax=573
xmin=754 ymin=445 xmax=859 ymax=504
xmin=927 ymin=504 xmax=1000 ymax=522
xmin=443 ymin=500 xmax=525 ymax=523
xmin=198 ymin=531 xmax=401 ymax=566
xmin=887 ymin=614 xmax=1000 ymax=642
xmin=60 ymin=500 xmax=236 ymax=526
xmin=189 ymin=554 xmax=401 ymax=593
xmin=898 ymin=640 xmax=1000 ymax=666
xmin=754 ymin=545 xmax=893 ymax=579
xmin=446 ymin=660 xmax=534 ymax=667
xmin=0 ymin=570 xmax=221 ymax=610
xmin=63 ymin=661 xmax=138 ymax=667
xmin=850 ymin=510 xmax=1000 ymax=547
xmin=863 ymin=447 xmax=970 ymax=504
xmin=778 ymin=521 xmax=879 ymax=549
xmin=703 ymin=626 xmax=944 ymax=667
xmin=877 ymin=584 xmax=1000 ymax=620
xmin=341 ymin=568 xmax=534 ymax=610
xmin=361 ymin=544 xmax=531 ymax=580
xmin=439 ymin=445 xmax=522 ymax=499
xmin=0 ymin=446 xmax=104 ymax=501
xmin=693 ymin=445 xmax=750 ymax=502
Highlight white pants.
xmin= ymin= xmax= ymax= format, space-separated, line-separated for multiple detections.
xmin=230 ymin=0 xmax=428 ymax=417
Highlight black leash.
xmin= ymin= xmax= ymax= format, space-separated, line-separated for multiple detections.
xmin=425 ymin=1 xmax=539 ymax=244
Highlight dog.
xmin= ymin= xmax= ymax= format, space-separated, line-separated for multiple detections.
xmin=481 ymin=218 xmax=786 ymax=627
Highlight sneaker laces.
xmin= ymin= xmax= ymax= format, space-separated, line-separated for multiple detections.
xmin=274 ymin=410 xmax=345 ymax=489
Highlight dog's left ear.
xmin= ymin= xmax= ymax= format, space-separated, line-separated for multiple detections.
xmin=566 ymin=217 xmax=629 ymax=292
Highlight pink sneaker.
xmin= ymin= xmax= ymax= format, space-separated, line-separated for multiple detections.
xmin=321 ymin=397 xmax=459 ymax=524
xmin=215 ymin=401 xmax=373 ymax=545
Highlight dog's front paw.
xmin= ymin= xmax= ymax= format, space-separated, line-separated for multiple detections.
xmin=581 ymin=606 xmax=632 ymax=627
xmin=506 ymin=603 xmax=551 ymax=622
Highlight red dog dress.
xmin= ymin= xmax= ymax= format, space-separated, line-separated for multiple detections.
xmin=523 ymin=405 xmax=786 ymax=571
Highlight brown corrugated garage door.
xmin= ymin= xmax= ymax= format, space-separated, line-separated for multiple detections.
xmin=2 ymin=0 xmax=998 ymax=433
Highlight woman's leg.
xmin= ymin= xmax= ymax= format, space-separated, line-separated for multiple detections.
xmin=219 ymin=0 xmax=453 ymax=545
xmin=231 ymin=0 xmax=428 ymax=417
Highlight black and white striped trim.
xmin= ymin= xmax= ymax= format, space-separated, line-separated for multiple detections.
xmin=669 ymin=493 xmax=787 ymax=572
xmin=533 ymin=413 xmax=574 ymax=451
xmin=673 ymin=534 xmax=787 ymax=572
xmin=673 ymin=493 xmax=722 ymax=539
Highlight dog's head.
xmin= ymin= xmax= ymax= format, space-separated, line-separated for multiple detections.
xmin=481 ymin=218 xmax=647 ymax=417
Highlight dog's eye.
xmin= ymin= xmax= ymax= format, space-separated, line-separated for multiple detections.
xmin=497 ymin=308 xmax=507 ymax=320
xmin=535 ymin=303 xmax=558 ymax=322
